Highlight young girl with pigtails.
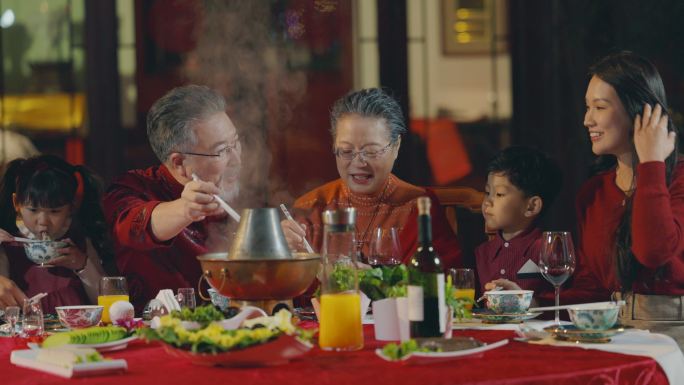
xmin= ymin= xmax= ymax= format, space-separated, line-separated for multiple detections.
xmin=0 ymin=155 xmax=117 ymax=313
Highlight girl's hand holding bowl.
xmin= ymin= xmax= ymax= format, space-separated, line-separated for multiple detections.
xmin=45 ymin=239 xmax=88 ymax=271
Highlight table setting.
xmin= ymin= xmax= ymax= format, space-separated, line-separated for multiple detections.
xmin=1 ymin=208 xmax=682 ymax=385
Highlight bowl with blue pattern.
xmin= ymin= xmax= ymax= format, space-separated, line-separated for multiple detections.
xmin=567 ymin=303 xmax=620 ymax=331
xmin=23 ymin=240 xmax=68 ymax=265
xmin=484 ymin=290 xmax=534 ymax=314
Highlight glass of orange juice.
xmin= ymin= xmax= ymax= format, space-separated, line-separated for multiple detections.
xmin=98 ymin=276 xmax=129 ymax=324
xmin=318 ymin=208 xmax=364 ymax=351
xmin=449 ymin=268 xmax=475 ymax=310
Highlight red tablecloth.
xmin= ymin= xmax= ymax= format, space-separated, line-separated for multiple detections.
xmin=1 ymin=326 xmax=668 ymax=385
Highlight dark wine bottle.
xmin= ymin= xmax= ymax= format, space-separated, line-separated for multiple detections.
xmin=407 ymin=197 xmax=446 ymax=338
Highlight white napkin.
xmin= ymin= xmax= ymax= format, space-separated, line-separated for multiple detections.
xmin=526 ymin=325 xmax=684 ymax=385
xmin=155 ymin=289 xmax=180 ymax=313
xmin=516 ymin=259 xmax=542 ymax=279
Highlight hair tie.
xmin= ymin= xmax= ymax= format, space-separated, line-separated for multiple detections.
xmin=73 ymin=170 xmax=85 ymax=209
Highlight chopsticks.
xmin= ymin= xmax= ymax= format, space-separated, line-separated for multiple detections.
xmin=279 ymin=204 xmax=314 ymax=254
xmin=191 ymin=174 xmax=241 ymax=222
xmin=27 ymin=292 xmax=47 ymax=304
xmin=12 ymin=237 xmax=39 ymax=243
xmin=528 ymin=300 xmax=625 ymax=312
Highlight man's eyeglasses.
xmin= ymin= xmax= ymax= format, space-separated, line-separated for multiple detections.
xmin=180 ymin=140 xmax=241 ymax=159
xmin=333 ymin=141 xmax=395 ymax=161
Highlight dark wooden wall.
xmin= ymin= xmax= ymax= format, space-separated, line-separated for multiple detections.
xmin=509 ymin=0 xmax=684 ymax=234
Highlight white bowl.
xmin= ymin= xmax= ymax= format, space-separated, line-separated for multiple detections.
xmin=567 ymin=303 xmax=620 ymax=330
xmin=484 ymin=290 xmax=534 ymax=314
xmin=55 ymin=305 xmax=104 ymax=329
xmin=23 ymin=240 xmax=68 ymax=265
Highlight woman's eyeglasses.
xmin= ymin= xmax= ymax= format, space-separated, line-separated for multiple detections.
xmin=333 ymin=141 xmax=395 ymax=161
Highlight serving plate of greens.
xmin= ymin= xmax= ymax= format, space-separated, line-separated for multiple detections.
xmin=162 ymin=333 xmax=312 ymax=367
xmin=138 ymin=306 xmax=314 ymax=366
xmin=30 ymin=326 xmax=137 ymax=352
xmin=376 ymin=337 xmax=509 ymax=365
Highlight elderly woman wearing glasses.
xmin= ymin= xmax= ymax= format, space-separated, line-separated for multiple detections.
xmin=103 ymin=85 xmax=242 ymax=311
xmin=282 ymin=88 xmax=462 ymax=269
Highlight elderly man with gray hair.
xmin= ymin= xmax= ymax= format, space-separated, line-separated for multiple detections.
xmin=103 ymin=85 xmax=242 ymax=311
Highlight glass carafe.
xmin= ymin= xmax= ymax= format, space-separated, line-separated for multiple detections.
xmin=318 ymin=208 xmax=364 ymax=351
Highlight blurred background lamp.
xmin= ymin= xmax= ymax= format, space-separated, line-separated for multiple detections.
xmin=0 ymin=9 xmax=14 ymax=28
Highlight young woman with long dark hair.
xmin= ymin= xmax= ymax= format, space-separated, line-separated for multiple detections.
xmin=576 ymin=51 xmax=683 ymax=341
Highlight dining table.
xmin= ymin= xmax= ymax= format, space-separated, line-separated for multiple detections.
xmin=0 ymin=323 xmax=675 ymax=385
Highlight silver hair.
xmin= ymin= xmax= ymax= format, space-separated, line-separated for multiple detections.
xmin=146 ymin=85 xmax=227 ymax=162
xmin=329 ymin=88 xmax=406 ymax=142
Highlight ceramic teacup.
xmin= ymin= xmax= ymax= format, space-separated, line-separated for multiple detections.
xmin=484 ymin=290 xmax=533 ymax=314
xmin=567 ymin=303 xmax=620 ymax=330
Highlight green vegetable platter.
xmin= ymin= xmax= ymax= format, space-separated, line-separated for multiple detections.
xmin=32 ymin=326 xmax=137 ymax=352
xmin=137 ymin=306 xmax=315 ymax=367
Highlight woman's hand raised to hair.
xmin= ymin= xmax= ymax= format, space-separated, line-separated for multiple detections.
xmin=634 ymin=103 xmax=676 ymax=163
xmin=281 ymin=219 xmax=307 ymax=252
xmin=0 ymin=276 xmax=27 ymax=309
xmin=47 ymin=238 xmax=88 ymax=271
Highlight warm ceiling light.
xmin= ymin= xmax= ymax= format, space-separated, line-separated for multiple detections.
xmin=0 ymin=9 xmax=15 ymax=28
xmin=456 ymin=33 xmax=472 ymax=43
xmin=455 ymin=21 xmax=469 ymax=32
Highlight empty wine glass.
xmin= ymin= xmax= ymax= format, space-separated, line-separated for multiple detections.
xmin=4 ymin=306 xmax=20 ymax=337
xmin=367 ymin=227 xmax=402 ymax=267
xmin=177 ymin=288 xmax=196 ymax=309
xmin=539 ymin=231 xmax=576 ymax=325
xmin=22 ymin=299 xmax=44 ymax=337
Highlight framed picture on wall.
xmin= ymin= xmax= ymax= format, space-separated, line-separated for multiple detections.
xmin=441 ymin=0 xmax=507 ymax=55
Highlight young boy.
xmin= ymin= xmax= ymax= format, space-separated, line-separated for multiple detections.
xmin=475 ymin=146 xmax=562 ymax=295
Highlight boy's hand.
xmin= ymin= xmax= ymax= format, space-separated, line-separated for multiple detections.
xmin=485 ymin=279 xmax=521 ymax=291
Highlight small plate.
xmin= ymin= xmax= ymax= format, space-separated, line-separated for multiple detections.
xmin=472 ymin=310 xmax=541 ymax=324
xmin=293 ymin=307 xmax=316 ymax=321
xmin=43 ymin=314 xmax=63 ymax=331
xmin=543 ymin=325 xmax=627 ymax=343
xmin=29 ymin=336 xmax=138 ymax=352
xmin=376 ymin=338 xmax=509 ymax=365
xmin=11 ymin=349 xmax=127 ymax=378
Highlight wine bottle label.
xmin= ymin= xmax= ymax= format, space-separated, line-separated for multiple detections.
xmin=437 ymin=273 xmax=446 ymax=333
xmin=407 ymin=285 xmax=424 ymax=321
